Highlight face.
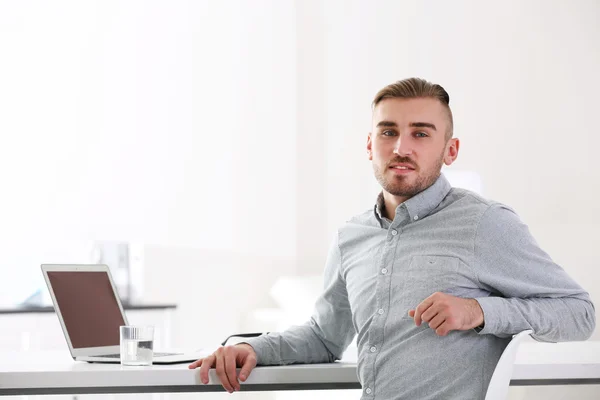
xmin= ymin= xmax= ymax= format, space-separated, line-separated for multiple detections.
xmin=367 ymin=97 xmax=459 ymax=201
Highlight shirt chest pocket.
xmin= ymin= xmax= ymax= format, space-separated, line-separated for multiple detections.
xmin=396 ymin=255 xmax=460 ymax=317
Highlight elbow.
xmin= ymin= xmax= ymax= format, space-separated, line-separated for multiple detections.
xmin=549 ymin=298 xmax=596 ymax=342
xmin=582 ymin=300 xmax=596 ymax=340
xmin=572 ymin=298 xmax=596 ymax=341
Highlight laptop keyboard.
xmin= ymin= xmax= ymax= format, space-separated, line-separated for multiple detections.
xmin=102 ymin=352 xmax=182 ymax=358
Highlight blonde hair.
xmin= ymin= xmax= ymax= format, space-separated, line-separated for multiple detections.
xmin=373 ymin=77 xmax=453 ymax=139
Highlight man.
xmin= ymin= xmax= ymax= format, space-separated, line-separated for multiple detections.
xmin=189 ymin=78 xmax=596 ymax=399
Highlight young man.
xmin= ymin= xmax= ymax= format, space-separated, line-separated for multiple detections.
xmin=189 ymin=78 xmax=596 ymax=399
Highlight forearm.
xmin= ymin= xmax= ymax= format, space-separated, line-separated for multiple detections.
xmin=474 ymin=204 xmax=596 ymax=342
xmin=242 ymin=321 xmax=338 ymax=365
xmin=476 ymin=295 xmax=596 ymax=342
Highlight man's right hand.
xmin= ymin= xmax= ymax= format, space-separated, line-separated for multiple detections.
xmin=188 ymin=343 xmax=258 ymax=393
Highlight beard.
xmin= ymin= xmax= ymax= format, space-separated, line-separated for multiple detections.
xmin=373 ymin=154 xmax=444 ymax=198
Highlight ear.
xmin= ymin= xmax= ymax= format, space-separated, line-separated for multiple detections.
xmin=367 ymin=133 xmax=373 ymax=160
xmin=443 ymin=138 xmax=459 ymax=166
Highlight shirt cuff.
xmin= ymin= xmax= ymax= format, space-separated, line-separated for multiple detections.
xmin=239 ymin=335 xmax=270 ymax=365
xmin=474 ymin=297 xmax=500 ymax=335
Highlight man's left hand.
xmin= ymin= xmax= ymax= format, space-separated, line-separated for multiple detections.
xmin=408 ymin=292 xmax=484 ymax=336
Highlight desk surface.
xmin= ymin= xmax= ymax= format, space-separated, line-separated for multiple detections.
xmin=0 ymin=303 xmax=177 ymax=314
xmin=1 ymin=341 xmax=600 ymax=395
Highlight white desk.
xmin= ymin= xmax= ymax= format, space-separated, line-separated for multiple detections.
xmin=1 ymin=342 xmax=600 ymax=396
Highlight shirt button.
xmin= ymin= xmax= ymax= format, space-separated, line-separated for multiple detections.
xmin=370 ymin=346 xmax=377 ymax=352
xmin=391 ymin=229 xmax=398 ymax=236
xmin=413 ymin=215 xmax=419 ymax=220
xmin=381 ymin=268 xmax=388 ymax=274
xmin=365 ymin=388 xmax=372 ymax=394
xmin=377 ymin=308 xmax=384 ymax=315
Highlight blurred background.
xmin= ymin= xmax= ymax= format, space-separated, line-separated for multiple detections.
xmin=0 ymin=0 xmax=598 ymax=399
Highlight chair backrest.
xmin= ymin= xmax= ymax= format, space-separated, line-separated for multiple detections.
xmin=484 ymin=329 xmax=533 ymax=400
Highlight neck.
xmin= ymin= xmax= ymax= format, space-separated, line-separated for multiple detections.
xmin=382 ymin=191 xmax=410 ymax=220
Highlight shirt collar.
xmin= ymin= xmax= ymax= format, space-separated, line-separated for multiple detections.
xmin=374 ymin=192 xmax=386 ymax=221
xmin=374 ymin=173 xmax=452 ymax=224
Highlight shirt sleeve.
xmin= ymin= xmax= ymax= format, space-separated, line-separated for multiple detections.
xmin=473 ymin=203 xmax=596 ymax=342
xmin=242 ymin=231 xmax=356 ymax=365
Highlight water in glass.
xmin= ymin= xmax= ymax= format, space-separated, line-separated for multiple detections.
xmin=121 ymin=339 xmax=153 ymax=365
xmin=120 ymin=325 xmax=154 ymax=366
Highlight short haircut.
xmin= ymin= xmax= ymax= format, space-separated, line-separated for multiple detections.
xmin=372 ymin=77 xmax=453 ymax=140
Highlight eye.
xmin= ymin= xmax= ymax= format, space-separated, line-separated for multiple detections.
xmin=414 ymin=131 xmax=428 ymax=138
xmin=382 ymin=130 xmax=397 ymax=137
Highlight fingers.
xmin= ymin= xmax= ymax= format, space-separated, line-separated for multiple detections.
xmin=435 ymin=321 xmax=451 ymax=336
xmin=191 ymin=346 xmax=256 ymax=393
xmin=420 ymin=302 xmax=441 ymax=325
xmin=413 ymin=296 xmax=434 ymax=326
xmin=224 ymin=346 xmax=241 ymax=392
xmin=214 ymin=349 xmax=235 ymax=393
xmin=427 ymin=312 xmax=446 ymax=331
xmin=199 ymin=354 xmax=216 ymax=385
xmin=413 ymin=302 xmax=447 ymax=332
xmin=238 ymin=351 xmax=257 ymax=382
xmin=410 ymin=292 xmax=471 ymax=336
xmin=188 ymin=358 xmax=203 ymax=369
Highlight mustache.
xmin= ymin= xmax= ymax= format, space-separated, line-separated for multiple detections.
xmin=386 ymin=156 xmax=417 ymax=169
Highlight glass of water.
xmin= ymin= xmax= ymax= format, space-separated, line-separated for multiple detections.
xmin=120 ymin=325 xmax=154 ymax=366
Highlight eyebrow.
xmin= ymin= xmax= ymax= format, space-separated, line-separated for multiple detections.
xmin=410 ymin=122 xmax=437 ymax=131
xmin=376 ymin=120 xmax=398 ymax=128
xmin=375 ymin=120 xmax=437 ymax=131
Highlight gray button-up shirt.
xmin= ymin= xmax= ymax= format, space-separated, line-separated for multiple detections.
xmin=244 ymin=174 xmax=595 ymax=400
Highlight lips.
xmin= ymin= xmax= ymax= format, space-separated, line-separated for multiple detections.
xmin=389 ymin=163 xmax=416 ymax=171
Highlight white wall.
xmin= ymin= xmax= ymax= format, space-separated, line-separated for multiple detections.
xmin=0 ymin=0 xmax=297 ymax=302
xmin=0 ymin=2 xmax=299 ymax=379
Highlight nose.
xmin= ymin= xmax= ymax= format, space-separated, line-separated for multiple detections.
xmin=393 ymin=135 xmax=413 ymax=156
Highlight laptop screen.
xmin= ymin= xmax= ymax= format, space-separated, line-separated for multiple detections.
xmin=47 ymin=271 xmax=125 ymax=348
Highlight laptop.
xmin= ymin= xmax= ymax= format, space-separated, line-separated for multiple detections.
xmin=41 ymin=264 xmax=209 ymax=364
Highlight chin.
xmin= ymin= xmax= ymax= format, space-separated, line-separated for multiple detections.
xmin=389 ymin=176 xmax=414 ymax=187
xmin=387 ymin=185 xmax=417 ymax=197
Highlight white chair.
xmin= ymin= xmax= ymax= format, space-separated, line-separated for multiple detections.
xmin=484 ymin=329 xmax=533 ymax=400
